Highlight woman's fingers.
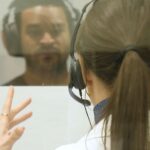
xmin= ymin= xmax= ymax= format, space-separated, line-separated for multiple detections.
xmin=0 ymin=115 xmax=10 ymax=135
xmin=9 ymin=112 xmax=32 ymax=129
xmin=9 ymin=98 xmax=32 ymax=128
xmin=0 ymin=86 xmax=14 ymax=135
xmin=6 ymin=127 xmax=25 ymax=145
xmin=2 ymin=86 xmax=14 ymax=116
xmin=11 ymin=98 xmax=32 ymax=118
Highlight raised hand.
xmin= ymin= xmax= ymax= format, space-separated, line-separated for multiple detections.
xmin=0 ymin=86 xmax=32 ymax=150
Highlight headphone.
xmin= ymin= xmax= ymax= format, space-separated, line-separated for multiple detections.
xmin=68 ymin=0 xmax=97 ymax=106
xmin=2 ymin=9 xmax=20 ymax=56
xmin=2 ymin=0 xmax=80 ymax=56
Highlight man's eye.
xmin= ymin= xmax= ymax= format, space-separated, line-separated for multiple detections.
xmin=52 ymin=27 xmax=63 ymax=36
xmin=28 ymin=29 xmax=43 ymax=37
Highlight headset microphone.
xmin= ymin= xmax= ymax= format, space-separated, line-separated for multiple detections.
xmin=68 ymin=84 xmax=91 ymax=106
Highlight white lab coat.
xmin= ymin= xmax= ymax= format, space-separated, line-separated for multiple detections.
xmin=56 ymin=118 xmax=110 ymax=150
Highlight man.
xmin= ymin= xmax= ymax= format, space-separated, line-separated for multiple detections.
xmin=2 ymin=0 xmax=79 ymax=85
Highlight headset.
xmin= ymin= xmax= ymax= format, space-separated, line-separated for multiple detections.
xmin=2 ymin=0 xmax=80 ymax=56
xmin=68 ymin=0 xmax=97 ymax=107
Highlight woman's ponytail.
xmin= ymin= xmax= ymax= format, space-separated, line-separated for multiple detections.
xmin=106 ymin=50 xmax=150 ymax=150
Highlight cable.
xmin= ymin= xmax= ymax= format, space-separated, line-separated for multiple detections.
xmin=79 ymin=89 xmax=93 ymax=129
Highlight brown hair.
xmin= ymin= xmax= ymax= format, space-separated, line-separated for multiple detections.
xmin=76 ymin=0 xmax=150 ymax=149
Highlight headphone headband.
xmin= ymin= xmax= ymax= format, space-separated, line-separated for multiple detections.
xmin=70 ymin=0 xmax=96 ymax=58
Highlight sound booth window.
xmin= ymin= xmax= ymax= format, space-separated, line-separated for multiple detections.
xmin=0 ymin=0 xmax=81 ymax=86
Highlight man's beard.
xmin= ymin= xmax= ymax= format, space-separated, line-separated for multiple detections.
xmin=25 ymin=51 xmax=68 ymax=77
xmin=22 ymin=44 xmax=69 ymax=76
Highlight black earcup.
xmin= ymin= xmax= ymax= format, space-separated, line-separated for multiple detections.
xmin=4 ymin=23 xmax=21 ymax=56
xmin=68 ymin=57 xmax=91 ymax=106
xmin=3 ymin=14 xmax=21 ymax=56
xmin=69 ymin=57 xmax=86 ymax=90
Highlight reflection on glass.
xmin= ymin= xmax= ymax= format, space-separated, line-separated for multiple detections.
xmin=1 ymin=0 xmax=79 ymax=86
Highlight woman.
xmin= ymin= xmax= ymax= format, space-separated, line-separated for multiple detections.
xmin=0 ymin=0 xmax=150 ymax=149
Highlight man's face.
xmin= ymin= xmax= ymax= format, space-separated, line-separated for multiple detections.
xmin=20 ymin=5 xmax=71 ymax=74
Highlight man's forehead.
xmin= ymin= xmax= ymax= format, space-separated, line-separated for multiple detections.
xmin=21 ymin=5 xmax=68 ymax=26
xmin=21 ymin=4 xmax=65 ymax=14
xmin=11 ymin=0 xmax=66 ymax=13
